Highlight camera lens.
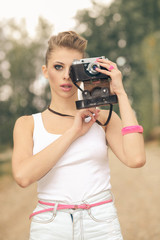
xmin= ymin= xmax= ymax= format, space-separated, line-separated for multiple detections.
xmin=92 ymin=64 xmax=98 ymax=70
xmin=91 ymin=87 xmax=101 ymax=97
xmin=87 ymin=62 xmax=100 ymax=75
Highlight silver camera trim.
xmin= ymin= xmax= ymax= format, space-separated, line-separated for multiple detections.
xmin=72 ymin=56 xmax=108 ymax=76
xmin=72 ymin=56 xmax=106 ymax=65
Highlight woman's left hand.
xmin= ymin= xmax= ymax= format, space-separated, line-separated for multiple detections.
xmin=96 ymin=58 xmax=125 ymax=95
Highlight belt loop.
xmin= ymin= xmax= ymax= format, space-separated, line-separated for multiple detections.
xmin=53 ymin=202 xmax=59 ymax=217
xmin=49 ymin=202 xmax=59 ymax=222
xmin=82 ymin=200 xmax=91 ymax=215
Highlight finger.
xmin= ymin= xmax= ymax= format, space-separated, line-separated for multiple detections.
xmin=94 ymin=111 xmax=100 ymax=120
xmin=86 ymin=109 xmax=98 ymax=120
xmin=97 ymin=61 xmax=118 ymax=71
xmin=81 ymin=110 xmax=95 ymax=119
xmin=97 ymin=58 xmax=116 ymax=65
xmin=83 ymin=110 xmax=100 ymax=123
xmin=79 ymin=108 xmax=100 ymax=120
xmin=89 ymin=109 xmax=100 ymax=120
xmin=95 ymin=67 xmax=112 ymax=76
xmin=96 ymin=62 xmax=116 ymax=71
xmin=87 ymin=108 xmax=100 ymax=114
xmin=96 ymin=58 xmax=117 ymax=69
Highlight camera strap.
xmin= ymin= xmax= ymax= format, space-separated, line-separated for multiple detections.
xmin=48 ymin=106 xmax=74 ymax=118
xmin=48 ymin=104 xmax=113 ymax=126
xmin=95 ymin=104 xmax=113 ymax=126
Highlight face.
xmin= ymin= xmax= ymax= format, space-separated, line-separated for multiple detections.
xmin=42 ymin=47 xmax=83 ymax=100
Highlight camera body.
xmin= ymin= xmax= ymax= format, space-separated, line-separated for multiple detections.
xmin=70 ymin=56 xmax=118 ymax=109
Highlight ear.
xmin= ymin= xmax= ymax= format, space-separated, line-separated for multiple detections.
xmin=42 ymin=65 xmax=48 ymax=79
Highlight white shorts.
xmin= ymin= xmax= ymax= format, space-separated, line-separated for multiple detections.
xmin=29 ymin=190 xmax=123 ymax=240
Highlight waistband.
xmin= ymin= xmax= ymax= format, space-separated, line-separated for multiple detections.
xmin=30 ymin=190 xmax=113 ymax=219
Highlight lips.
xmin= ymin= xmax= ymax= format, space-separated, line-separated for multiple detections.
xmin=60 ymin=83 xmax=73 ymax=92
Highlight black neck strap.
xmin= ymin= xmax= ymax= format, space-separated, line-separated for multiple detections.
xmin=48 ymin=106 xmax=74 ymax=117
xmin=47 ymin=105 xmax=113 ymax=126
xmin=96 ymin=104 xmax=113 ymax=126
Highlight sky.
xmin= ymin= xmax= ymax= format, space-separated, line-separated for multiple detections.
xmin=0 ymin=0 xmax=112 ymax=36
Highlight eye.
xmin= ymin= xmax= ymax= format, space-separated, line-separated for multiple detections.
xmin=54 ymin=65 xmax=63 ymax=70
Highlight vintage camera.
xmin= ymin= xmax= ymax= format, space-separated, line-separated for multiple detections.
xmin=70 ymin=56 xmax=118 ymax=109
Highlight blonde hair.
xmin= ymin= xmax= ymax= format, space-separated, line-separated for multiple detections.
xmin=45 ymin=31 xmax=87 ymax=65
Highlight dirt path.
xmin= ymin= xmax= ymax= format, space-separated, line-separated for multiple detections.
xmin=0 ymin=142 xmax=160 ymax=240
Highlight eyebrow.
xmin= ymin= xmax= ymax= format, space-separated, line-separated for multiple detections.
xmin=54 ymin=61 xmax=65 ymax=65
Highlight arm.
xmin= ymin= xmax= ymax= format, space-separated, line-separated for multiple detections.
xmin=105 ymin=109 xmax=146 ymax=168
xmin=96 ymin=59 xmax=146 ymax=168
xmin=12 ymin=108 xmax=100 ymax=188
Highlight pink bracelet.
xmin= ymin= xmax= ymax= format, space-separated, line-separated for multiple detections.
xmin=121 ymin=125 xmax=143 ymax=136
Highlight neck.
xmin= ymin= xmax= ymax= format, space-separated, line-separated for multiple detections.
xmin=49 ymin=94 xmax=77 ymax=115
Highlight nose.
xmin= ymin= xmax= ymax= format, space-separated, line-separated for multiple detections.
xmin=63 ymin=68 xmax=71 ymax=80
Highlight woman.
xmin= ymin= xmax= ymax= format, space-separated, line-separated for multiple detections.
xmin=12 ymin=31 xmax=146 ymax=240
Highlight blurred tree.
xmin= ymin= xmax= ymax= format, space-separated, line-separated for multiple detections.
xmin=0 ymin=17 xmax=53 ymax=146
xmin=141 ymin=32 xmax=160 ymax=127
xmin=74 ymin=0 xmax=160 ymax=138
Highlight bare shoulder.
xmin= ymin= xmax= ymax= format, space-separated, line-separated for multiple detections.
xmin=14 ymin=115 xmax=34 ymax=135
xmin=13 ymin=115 xmax=34 ymax=158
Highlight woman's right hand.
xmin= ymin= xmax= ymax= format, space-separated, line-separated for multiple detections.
xmin=70 ymin=108 xmax=100 ymax=138
xmin=12 ymin=108 xmax=100 ymax=187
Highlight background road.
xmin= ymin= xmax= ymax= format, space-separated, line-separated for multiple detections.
xmin=0 ymin=142 xmax=160 ymax=240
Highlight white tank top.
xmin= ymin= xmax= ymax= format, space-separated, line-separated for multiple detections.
xmin=32 ymin=113 xmax=111 ymax=203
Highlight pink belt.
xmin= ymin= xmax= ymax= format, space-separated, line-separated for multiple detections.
xmin=29 ymin=199 xmax=113 ymax=219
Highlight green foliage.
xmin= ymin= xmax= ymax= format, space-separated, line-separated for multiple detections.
xmin=0 ymin=17 xmax=53 ymax=146
xmin=0 ymin=0 xmax=160 ymax=145
xmin=75 ymin=0 xmax=160 ymax=138
xmin=141 ymin=32 xmax=160 ymax=130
